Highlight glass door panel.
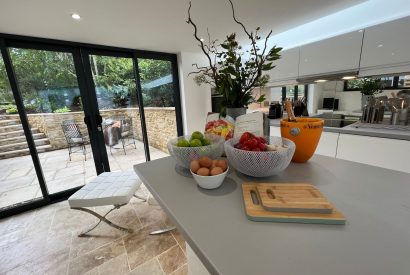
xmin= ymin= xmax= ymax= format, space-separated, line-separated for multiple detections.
xmin=0 ymin=54 xmax=43 ymax=209
xmin=8 ymin=48 xmax=92 ymax=194
xmin=88 ymin=54 xmax=145 ymax=172
xmin=138 ymin=58 xmax=177 ymax=160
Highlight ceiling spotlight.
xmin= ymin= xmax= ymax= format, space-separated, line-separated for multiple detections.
xmin=71 ymin=13 xmax=81 ymax=20
xmin=200 ymin=38 xmax=205 ymax=42
xmin=314 ymin=79 xmax=328 ymax=83
xmin=342 ymin=76 xmax=356 ymax=80
xmin=377 ymin=44 xmax=383 ymax=48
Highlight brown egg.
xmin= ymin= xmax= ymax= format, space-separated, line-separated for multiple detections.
xmin=210 ymin=167 xmax=224 ymax=176
xmin=211 ymin=159 xmax=218 ymax=169
xmin=197 ymin=167 xmax=210 ymax=176
xmin=216 ymin=160 xmax=228 ymax=171
xmin=199 ymin=157 xmax=212 ymax=168
xmin=190 ymin=160 xmax=200 ymax=173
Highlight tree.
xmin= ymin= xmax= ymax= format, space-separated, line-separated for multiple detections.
xmin=0 ymin=49 xmax=176 ymax=110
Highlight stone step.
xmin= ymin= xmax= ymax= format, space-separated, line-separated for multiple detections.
xmin=0 ymin=133 xmax=46 ymax=146
xmin=0 ymin=128 xmax=39 ymax=139
xmin=0 ymin=124 xmax=23 ymax=133
xmin=0 ymin=144 xmax=52 ymax=159
xmin=0 ymin=119 xmax=20 ymax=127
xmin=0 ymin=138 xmax=50 ymax=153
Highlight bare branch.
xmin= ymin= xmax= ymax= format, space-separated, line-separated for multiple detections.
xmin=187 ymin=1 xmax=218 ymax=82
xmin=227 ymin=0 xmax=259 ymax=65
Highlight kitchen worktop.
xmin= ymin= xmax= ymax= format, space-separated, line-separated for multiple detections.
xmin=270 ymin=118 xmax=410 ymax=141
xmin=134 ymin=156 xmax=410 ymax=275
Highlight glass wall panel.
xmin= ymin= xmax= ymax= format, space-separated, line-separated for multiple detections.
xmin=138 ymin=58 xmax=177 ymax=159
xmin=89 ymin=54 xmax=145 ymax=171
xmin=9 ymin=48 xmax=91 ymax=194
xmin=0 ymin=54 xmax=43 ymax=208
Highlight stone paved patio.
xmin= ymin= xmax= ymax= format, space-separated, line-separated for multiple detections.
xmin=0 ymin=140 xmax=168 ymax=209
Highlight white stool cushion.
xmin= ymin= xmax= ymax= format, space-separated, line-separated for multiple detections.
xmin=68 ymin=171 xmax=142 ymax=208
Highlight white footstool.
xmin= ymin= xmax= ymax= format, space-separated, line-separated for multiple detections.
xmin=69 ymin=171 xmax=146 ymax=236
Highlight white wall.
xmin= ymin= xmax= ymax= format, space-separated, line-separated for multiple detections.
xmin=270 ymin=87 xmax=282 ymax=102
xmin=307 ymin=83 xmax=321 ymax=115
xmin=178 ymin=52 xmax=212 ymax=135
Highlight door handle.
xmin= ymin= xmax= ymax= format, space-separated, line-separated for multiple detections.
xmin=96 ymin=114 xmax=103 ymax=132
xmin=84 ymin=115 xmax=91 ymax=127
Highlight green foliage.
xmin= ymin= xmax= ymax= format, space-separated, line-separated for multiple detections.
xmin=358 ymin=78 xmax=384 ymax=95
xmin=111 ymin=85 xmax=129 ymax=107
xmin=25 ymin=103 xmax=41 ymax=113
xmin=187 ymin=1 xmax=282 ymax=116
xmin=53 ymin=106 xmax=70 ymax=113
xmin=0 ymin=50 xmax=175 ymax=112
xmin=6 ymin=105 xmax=18 ymax=114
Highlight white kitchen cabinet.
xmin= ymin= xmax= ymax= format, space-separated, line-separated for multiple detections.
xmin=336 ymin=134 xmax=410 ymax=173
xmin=315 ymin=132 xmax=339 ymax=157
xmin=359 ymin=16 xmax=410 ymax=77
xmin=299 ymin=31 xmax=363 ymax=77
xmin=267 ymin=47 xmax=299 ymax=86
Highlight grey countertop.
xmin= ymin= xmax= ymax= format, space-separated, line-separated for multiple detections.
xmin=270 ymin=119 xmax=410 ymax=141
xmin=134 ymin=156 xmax=410 ymax=275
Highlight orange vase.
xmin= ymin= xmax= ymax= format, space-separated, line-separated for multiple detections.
xmin=280 ymin=118 xmax=324 ymax=163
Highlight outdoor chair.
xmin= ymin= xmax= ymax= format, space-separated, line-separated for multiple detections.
xmin=106 ymin=115 xmax=136 ymax=155
xmin=61 ymin=119 xmax=90 ymax=161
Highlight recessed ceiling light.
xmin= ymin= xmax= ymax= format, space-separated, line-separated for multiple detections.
xmin=342 ymin=76 xmax=356 ymax=80
xmin=377 ymin=44 xmax=383 ymax=48
xmin=71 ymin=13 xmax=81 ymax=20
xmin=314 ymin=79 xmax=328 ymax=83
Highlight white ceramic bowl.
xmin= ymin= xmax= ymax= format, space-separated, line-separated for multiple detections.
xmin=224 ymin=136 xmax=295 ymax=177
xmin=190 ymin=167 xmax=229 ymax=189
xmin=167 ymin=134 xmax=225 ymax=169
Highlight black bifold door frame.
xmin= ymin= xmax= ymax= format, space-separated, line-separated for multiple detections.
xmin=0 ymin=33 xmax=183 ymax=218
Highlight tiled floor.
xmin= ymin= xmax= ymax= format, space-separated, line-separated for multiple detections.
xmin=0 ymin=140 xmax=168 ymax=209
xmin=0 ymin=186 xmax=188 ymax=275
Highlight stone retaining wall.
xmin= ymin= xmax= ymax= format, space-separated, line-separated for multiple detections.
xmin=25 ymin=107 xmax=176 ymax=153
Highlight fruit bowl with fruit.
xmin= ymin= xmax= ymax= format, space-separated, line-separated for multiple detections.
xmin=190 ymin=157 xmax=229 ymax=189
xmin=167 ymin=131 xmax=225 ymax=169
xmin=224 ymin=132 xmax=295 ymax=177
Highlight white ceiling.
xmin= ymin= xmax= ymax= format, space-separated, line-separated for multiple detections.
xmin=0 ymin=0 xmax=364 ymax=53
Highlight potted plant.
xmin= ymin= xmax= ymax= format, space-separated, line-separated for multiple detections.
xmin=358 ymin=78 xmax=383 ymax=108
xmin=187 ymin=0 xmax=282 ymax=118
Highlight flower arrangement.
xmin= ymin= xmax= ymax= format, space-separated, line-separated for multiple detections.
xmin=187 ymin=0 xmax=282 ymax=116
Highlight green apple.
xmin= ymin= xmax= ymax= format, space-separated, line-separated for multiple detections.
xmin=176 ymin=138 xmax=190 ymax=147
xmin=189 ymin=138 xmax=202 ymax=147
xmin=190 ymin=131 xmax=204 ymax=142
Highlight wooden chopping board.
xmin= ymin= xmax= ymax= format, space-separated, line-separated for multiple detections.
xmin=242 ymin=183 xmax=346 ymax=225
xmin=256 ymin=183 xmax=333 ymax=214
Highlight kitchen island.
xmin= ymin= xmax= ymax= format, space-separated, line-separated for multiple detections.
xmin=134 ymin=155 xmax=410 ymax=275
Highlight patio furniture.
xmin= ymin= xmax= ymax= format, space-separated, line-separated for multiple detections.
xmin=104 ymin=115 xmax=136 ymax=155
xmin=68 ymin=171 xmax=175 ymax=236
xmin=61 ymin=119 xmax=90 ymax=161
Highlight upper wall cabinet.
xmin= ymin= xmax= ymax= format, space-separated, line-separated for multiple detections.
xmin=298 ymin=30 xmax=363 ymax=77
xmin=359 ymin=16 xmax=410 ymax=77
xmin=267 ymin=47 xmax=299 ymax=86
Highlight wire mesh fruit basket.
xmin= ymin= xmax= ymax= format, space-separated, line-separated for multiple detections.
xmin=224 ymin=136 xmax=295 ymax=177
xmin=167 ymin=134 xmax=225 ymax=169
